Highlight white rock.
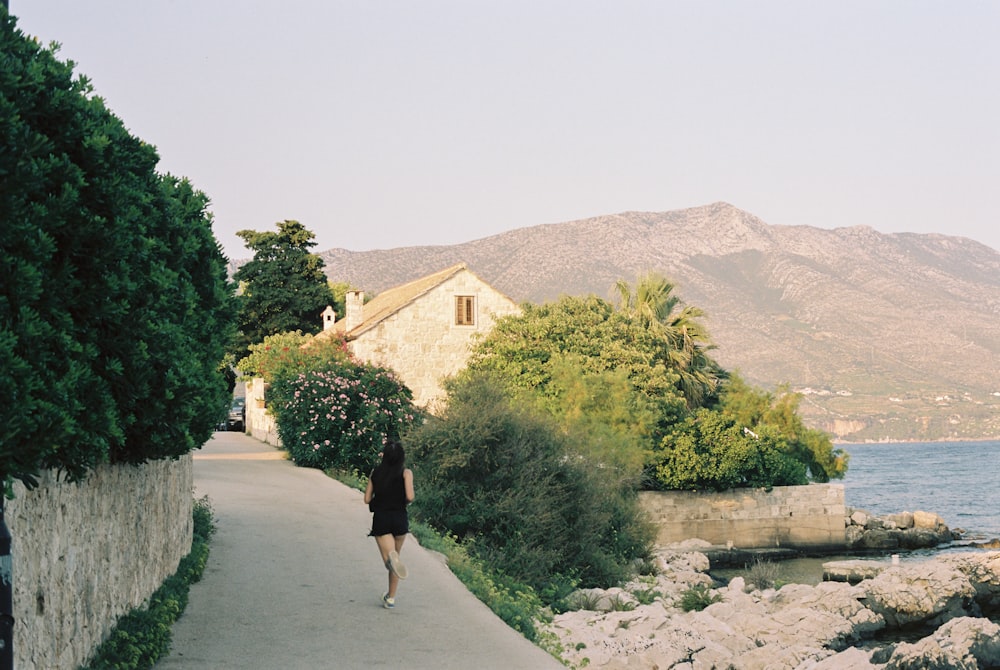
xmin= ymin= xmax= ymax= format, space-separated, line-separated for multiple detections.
xmin=884 ymin=616 xmax=1000 ymax=669
xmin=913 ymin=509 xmax=945 ymax=529
xmin=859 ymin=562 xmax=976 ymax=627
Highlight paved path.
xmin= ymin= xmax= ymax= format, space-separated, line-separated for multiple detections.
xmin=157 ymin=431 xmax=562 ymax=669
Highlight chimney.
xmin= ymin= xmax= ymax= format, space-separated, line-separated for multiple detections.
xmin=345 ymin=291 xmax=364 ymax=330
xmin=321 ymin=305 xmax=336 ymax=331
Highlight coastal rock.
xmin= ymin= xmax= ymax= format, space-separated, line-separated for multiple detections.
xmin=883 ymin=617 xmax=1000 ymax=669
xmin=913 ymin=510 xmax=946 ymax=530
xmin=859 ymin=563 xmax=977 ymax=628
xmin=939 ymin=552 xmax=1000 ymax=613
xmin=806 ymin=646 xmax=879 ymax=668
xmin=547 ymin=548 xmax=1000 ymax=669
xmin=845 ymin=509 xmax=954 ymax=552
xmin=823 ymin=559 xmax=889 ymax=584
xmin=885 ymin=512 xmax=914 ymax=530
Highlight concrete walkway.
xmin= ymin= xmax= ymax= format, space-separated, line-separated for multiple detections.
xmin=157 ymin=431 xmax=562 ymax=669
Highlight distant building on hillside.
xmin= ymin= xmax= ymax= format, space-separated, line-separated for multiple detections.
xmin=314 ymin=263 xmax=520 ymax=409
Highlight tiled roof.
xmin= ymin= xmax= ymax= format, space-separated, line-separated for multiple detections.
xmin=327 ymin=262 xmax=470 ymax=339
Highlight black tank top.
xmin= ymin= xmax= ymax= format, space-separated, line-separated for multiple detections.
xmin=370 ymin=469 xmax=407 ymax=512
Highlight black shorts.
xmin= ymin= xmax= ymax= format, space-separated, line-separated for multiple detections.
xmin=370 ymin=509 xmax=409 ymax=537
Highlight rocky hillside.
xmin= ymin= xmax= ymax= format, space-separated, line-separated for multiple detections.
xmin=316 ymin=202 xmax=1000 ymax=442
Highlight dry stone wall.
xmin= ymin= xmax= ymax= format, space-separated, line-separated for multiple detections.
xmin=639 ymin=483 xmax=847 ymax=550
xmin=6 ymin=455 xmax=193 ymax=670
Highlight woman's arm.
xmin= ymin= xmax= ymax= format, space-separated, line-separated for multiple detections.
xmin=403 ymin=468 xmax=415 ymax=503
xmin=364 ymin=476 xmax=374 ymax=505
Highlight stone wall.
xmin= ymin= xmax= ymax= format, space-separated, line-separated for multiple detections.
xmin=6 ymin=456 xmax=193 ymax=670
xmin=245 ymin=378 xmax=280 ymax=446
xmin=639 ymin=483 xmax=847 ymax=550
xmin=348 ymin=271 xmax=520 ymax=408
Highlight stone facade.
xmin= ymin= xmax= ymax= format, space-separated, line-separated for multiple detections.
xmin=639 ymin=483 xmax=847 ymax=550
xmin=6 ymin=456 xmax=193 ymax=670
xmin=327 ymin=263 xmax=521 ymax=409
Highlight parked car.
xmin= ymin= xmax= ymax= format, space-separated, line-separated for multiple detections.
xmin=226 ymin=397 xmax=246 ymax=431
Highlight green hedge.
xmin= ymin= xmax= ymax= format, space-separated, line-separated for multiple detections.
xmin=0 ymin=10 xmax=234 ymax=487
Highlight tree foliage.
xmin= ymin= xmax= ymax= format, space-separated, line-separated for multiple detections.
xmin=235 ymin=330 xmax=349 ymax=382
xmin=465 ymin=274 xmax=847 ymax=491
xmin=231 ymin=220 xmax=335 ymax=361
xmin=466 ymin=294 xmax=690 ymax=430
xmin=715 ymin=374 xmax=849 ymax=482
xmin=613 ymin=272 xmax=723 ymax=408
xmin=650 ymin=409 xmax=808 ymax=491
xmin=0 ymin=13 xmax=234 ymax=487
xmin=408 ymin=373 xmax=654 ymax=591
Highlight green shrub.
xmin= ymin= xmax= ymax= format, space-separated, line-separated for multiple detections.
xmin=409 ymin=373 xmax=654 ymax=596
xmin=677 ymin=584 xmax=721 ymax=612
xmin=631 ymin=587 xmax=662 ymax=605
xmin=651 ymin=409 xmax=808 ymax=491
xmin=270 ymin=359 xmax=418 ymax=474
xmin=80 ymin=496 xmax=216 ymax=670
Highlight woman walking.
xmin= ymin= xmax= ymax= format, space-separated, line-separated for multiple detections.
xmin=364 ymin=439 xmax=415 ymax=609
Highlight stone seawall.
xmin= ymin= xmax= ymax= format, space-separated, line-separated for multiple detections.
xmin=6 ymin=456 xmax=193 ymax=670
xmin=639 ymin=483 xmax=847 ymax=550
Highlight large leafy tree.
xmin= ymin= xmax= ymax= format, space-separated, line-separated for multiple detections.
xmin=231 ymin=220 xmax=335 ymax=361
xmin=465 ymin=291 xmax=706 ymax=437
xmin=466 ymin=275 xmax=846 ymax=490
xmin=613 ymin=272 xmax=723 ymax=408
xmin=0 ymin=12 xmax=234 ymax=486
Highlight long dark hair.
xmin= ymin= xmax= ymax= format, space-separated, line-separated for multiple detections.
xmin=372 ymin=438 xmax=405 ymax=491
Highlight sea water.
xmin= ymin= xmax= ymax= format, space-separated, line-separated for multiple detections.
xmin=712 ymin=439 xmax=1000 ymax=585
xmin=840 ymin=439 xmax=1000 ymax=540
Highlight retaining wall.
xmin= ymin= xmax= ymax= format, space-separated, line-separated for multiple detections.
xmin=639 ymin=483 xmax=847 ymax=550
xmin=6 ymin=455 xmax=193 ymax=670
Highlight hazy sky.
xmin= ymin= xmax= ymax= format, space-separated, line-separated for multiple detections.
xmin=12 ymin=1 xmax=999 ymax=260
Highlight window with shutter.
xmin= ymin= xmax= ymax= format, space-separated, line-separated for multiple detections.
xmin=455 ymin=296 xmax=475 ymax=325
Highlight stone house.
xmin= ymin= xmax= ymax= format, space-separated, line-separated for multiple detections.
xmin=315 ymin=263 xmax=520 ymax=409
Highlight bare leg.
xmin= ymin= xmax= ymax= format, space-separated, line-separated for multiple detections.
xmin=375 ymin=534 xmax=400 ymax=598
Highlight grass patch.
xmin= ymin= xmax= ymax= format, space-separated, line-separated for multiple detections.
xmin=409 ymin=522 xmax=550 ymax=641
xmin=631 ymin=587 xmax=662 ymax=605
xmin=80 ymin=496 xmax=216 ymax=670
xmin=745 ymin=556 xmax=781 ymax=591
xmin=677 ymin=583 xmax=721 ymax=612
xmin=325 ymin=467 xmax=367 ymax=491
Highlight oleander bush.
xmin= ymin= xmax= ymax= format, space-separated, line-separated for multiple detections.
xmin=269 ymin=359 xmax=419 ymax=475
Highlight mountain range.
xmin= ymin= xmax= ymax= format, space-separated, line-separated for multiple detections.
xmin=312 ymin=202 xmax=1000 ymax=442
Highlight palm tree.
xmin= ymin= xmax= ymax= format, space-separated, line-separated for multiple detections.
xmin=614 ymin=272 xmax=721 ymax=407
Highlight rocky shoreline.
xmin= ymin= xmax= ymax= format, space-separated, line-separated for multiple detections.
xmin=545 ymin=512 xmax=1000 ymax=669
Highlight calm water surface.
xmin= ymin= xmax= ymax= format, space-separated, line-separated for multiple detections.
xmin=714 ymin=439 xmax=1000 ymax=585
xmin=839 ymin=439 xmax=1000 ymax=540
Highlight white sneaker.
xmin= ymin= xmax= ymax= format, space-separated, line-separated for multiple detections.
xmin=382 ymin=593 xmax=395 ymax=609
xmin=387 ymin=550 xmax=408 ymax=579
